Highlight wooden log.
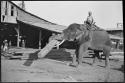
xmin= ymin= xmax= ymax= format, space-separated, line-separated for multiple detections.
xmin=38 ymin=39 xmax=60 ymax=58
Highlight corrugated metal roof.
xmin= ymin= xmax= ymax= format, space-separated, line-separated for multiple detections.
xmin=16 ymin=9 xmax=67 ymax=32
xmin=9 ymin=1 xmax=67 ymax=33
xmin=106 ymin=28 xmax=123 ymax=31
xmin=109 ymin=34 xmax=123 ymax=40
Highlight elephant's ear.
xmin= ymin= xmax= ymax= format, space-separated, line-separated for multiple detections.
xmin=74 ymin=24 xmax=87 ymax=40
xmin=62 ymin=29 xmax=70 ymax=40
xmin=75 ymin=30 xmax=84 ymax=40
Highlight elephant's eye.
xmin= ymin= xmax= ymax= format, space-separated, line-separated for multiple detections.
xmin=76 ymin=32 xmax=78 ymax=34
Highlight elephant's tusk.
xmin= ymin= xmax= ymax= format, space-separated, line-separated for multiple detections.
xmin=57 ymin=39 xmax=65 ymax=46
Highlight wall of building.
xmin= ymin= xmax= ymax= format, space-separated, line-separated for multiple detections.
xmin=1 ymin=1 xmax=17 ymax=23
xmin=107 ymin=30 xmax=123 ymax=51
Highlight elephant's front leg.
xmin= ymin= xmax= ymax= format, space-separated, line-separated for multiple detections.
xmin=78 ymin=43 xmax=88 ymax=65
xmin=69 ymin=45 xmax=79 ymax=67
xmin=70 ymin=54 xmax=78 ymax=67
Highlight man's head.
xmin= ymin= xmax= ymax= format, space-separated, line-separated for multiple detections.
xmin=5 ymin=40 xmax=7 ymax=42
xmin=88 ymin=11 xmax=92 ymax=16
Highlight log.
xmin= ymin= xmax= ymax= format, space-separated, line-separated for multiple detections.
xmin=38 ymin=39 xmax=61 ymax=58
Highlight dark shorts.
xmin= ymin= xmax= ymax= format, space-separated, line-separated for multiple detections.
xmin=86 ymin=21 xmax=91 ymax=25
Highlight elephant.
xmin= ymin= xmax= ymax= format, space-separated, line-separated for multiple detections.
xmin=61 ymin=23 xmax=112 ymax=68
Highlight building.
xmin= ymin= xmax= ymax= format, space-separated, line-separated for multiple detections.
xmin=1 ymin=1 xmax=67 ymax=49
xmin=106 ymin=26 xmax=123 ymax=50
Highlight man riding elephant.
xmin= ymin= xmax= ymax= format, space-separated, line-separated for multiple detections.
xmin=86 ymin=11 xmax=94 ymax=26
xmin=85 ymin=11 xmax=100 ymax=30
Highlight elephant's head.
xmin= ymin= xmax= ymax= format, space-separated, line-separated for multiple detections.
xmin=62 ymin=23 xmax=85 ymax=41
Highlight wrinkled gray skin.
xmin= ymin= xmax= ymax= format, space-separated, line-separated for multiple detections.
xmin=62 ymin=23 xmax=112 ymax=68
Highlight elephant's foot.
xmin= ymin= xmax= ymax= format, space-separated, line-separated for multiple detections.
xmin=105 ymin=64 xmax=110 ymax=69
xmin=99 ymin=59 xmax=102 ymax=62
xmin=92 ymin=56 xmax=97 ymax=65
xmin=92 ymin=59 xmax=97 ymax=66
xmin=69 ymin=62 xmax=78 ymax=67
xmin=105 ymin=59 xmax=110 ymax=69
xmin=78 ymin=58 xmax=83 ymax=65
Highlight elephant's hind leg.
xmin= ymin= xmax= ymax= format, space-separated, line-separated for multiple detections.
xmin=92 ymin=51 xmax=98 ymax=66
xmin=92 ymin=50 xmax=102 ymax=66
xmin=103 ymin=46 xmax=110 ymax=68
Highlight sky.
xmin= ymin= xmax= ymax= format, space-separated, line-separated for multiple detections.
xmin=12 ymin=1 xmax=123 ymax=29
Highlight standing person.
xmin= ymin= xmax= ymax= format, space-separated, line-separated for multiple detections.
xmin=22 ymin=39 xmax=25 ymax=48
xmin=1 ymin=43 xmax=4 ymax=52
xmin=3 ymin=39 xmax=8 ymax=52
xmin=9 ymin=40 xmax=12 ymax=48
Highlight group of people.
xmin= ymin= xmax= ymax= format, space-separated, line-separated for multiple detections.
xmin=18 ymin=38 xmax=25 ymax=48
xmin=1 ymin=39 xmax=26 ymax=53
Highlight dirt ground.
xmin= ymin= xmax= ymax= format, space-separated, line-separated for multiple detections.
xmin=1 ymin=48 xmax=124 ymax=82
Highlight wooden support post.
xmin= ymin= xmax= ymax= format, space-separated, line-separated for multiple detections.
xmin=116 ymin=40 xmax=120 ymax=49
xmin=14 ymin=24 xmax=20 ymax=47
xmin=39 ymin=30 xmax=41 ymax=49
xmin=17 ymin=24 xmax=20 ymax=47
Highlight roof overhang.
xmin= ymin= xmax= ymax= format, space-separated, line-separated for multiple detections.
xmin=3 ymin=1 xmax=67 ymax=33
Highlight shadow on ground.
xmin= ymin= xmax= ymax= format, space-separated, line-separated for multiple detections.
xmin=111 ymin=64 xmax=124 ymax=73
xmin=23 ymin=48 xmax=72 ymax=66
xmin=45 ymin=48 xmax=72 ymax=61
xmin=23 ymin=50 xmax=40 ymax=66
